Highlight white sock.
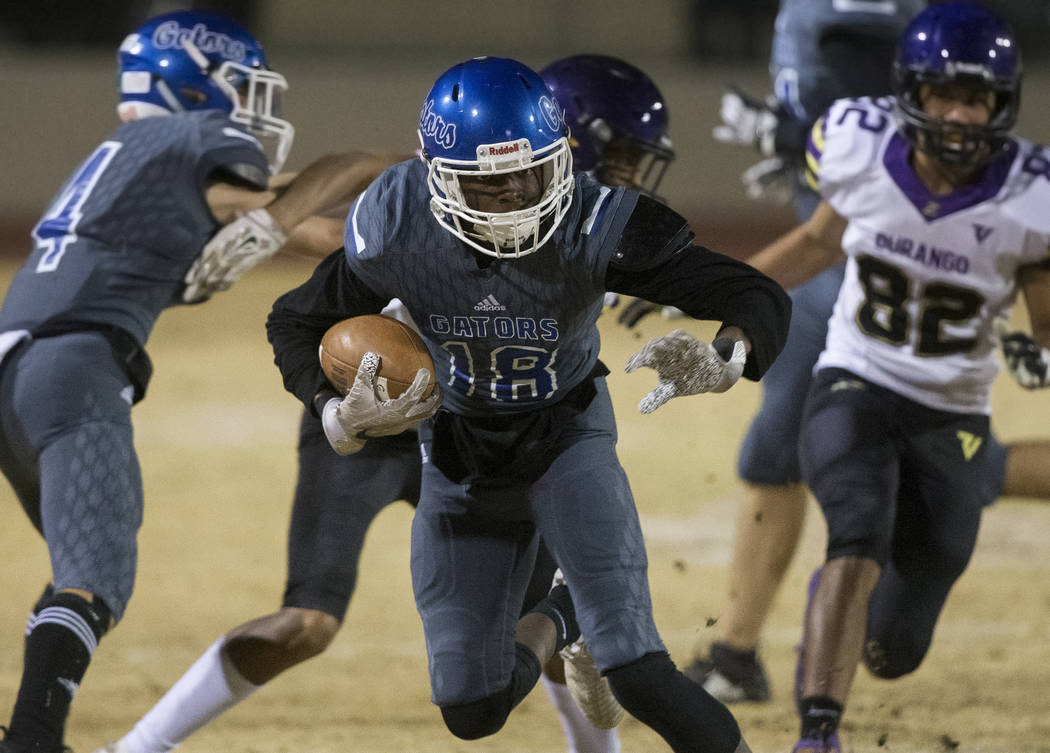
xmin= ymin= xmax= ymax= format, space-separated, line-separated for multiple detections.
xmin=541 ymin=674 xmax=622 ymax=753
xmin=118 ymin=637 xmax=260 ymax=753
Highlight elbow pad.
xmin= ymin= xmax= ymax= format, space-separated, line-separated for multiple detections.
xmin=609 ymin=195 xmax=695 ymax=273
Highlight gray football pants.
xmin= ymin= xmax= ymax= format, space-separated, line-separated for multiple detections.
xmin=411 ymin=377 xmax=665 ymax=706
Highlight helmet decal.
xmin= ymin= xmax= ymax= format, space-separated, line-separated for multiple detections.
xmin=420 ymin=99 xmax=457 ymax=150
xmin=150 ymin=20 xmax=249 ymax=62
xmin=538 ymin=96 xmax=564 ymax=132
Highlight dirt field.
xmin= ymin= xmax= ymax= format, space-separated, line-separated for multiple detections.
xmin=1 ymin=256 xmax=1048 ymax=753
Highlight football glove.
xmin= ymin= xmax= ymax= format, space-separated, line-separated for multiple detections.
xmin=997 ymin=321 xmax=1050 ymax=390
xmin=712 ymin=87 xmax=780 ymax=157
xmin=741 ymin=155 xmax=795 ymax=205
xmin=183 ymin=208 xmax=288 ymax=304
xmin=626 ymin=330 xmax=746 ymax=413
xmin=321 ymin=352 xmax=442 ymax=455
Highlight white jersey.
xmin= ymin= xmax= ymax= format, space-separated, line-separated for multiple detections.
xmin=809 ymin=96 xmax=1050 ymax=413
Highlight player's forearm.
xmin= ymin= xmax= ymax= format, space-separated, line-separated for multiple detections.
xmin=265 ymin=152 xmax=402 ymax=232
xmin=749 ymin=202 xmax=847 ymax=290
xmin=282 ymin=217 xmax=345 ymax=260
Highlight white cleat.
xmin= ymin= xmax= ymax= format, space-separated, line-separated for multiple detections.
xmin=560 ymin=638 xmax=625 ymax=729
xmin=552 ymin=568 xmax=624 ymax=730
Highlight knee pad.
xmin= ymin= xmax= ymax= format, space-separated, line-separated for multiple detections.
xmin=439 ymin=687 xmax=513 ymax=740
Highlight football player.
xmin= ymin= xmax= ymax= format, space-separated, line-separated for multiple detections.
xmin=741 ymin=4 xmax=1049 ymax=750
xmin=266 ymin=55 xmax=789 ymax=753
xmin=681 ymin=0 xmax=1050 ymax=706
xmin=0 ymin=10 xmax=392 ymax=752
xmin=91 ymin=54 xmax=677 ymax=753
xmin=682 ymin=0 xmax=927 ymax=703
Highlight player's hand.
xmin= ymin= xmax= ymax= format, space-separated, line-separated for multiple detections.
xmin=997 ymin=320 xmax=1050 ymax=389
xmin=617 ymin=300 xmax=687 ymax=329
xmin=712 ymin=87 xmax=780 ymax=157
xmin=625 ymin=330 xmax=746 ymax=413
xmin=741 ymin=156 xmax=795 ymax=204
xmin=321 ymin=352 xmax=442 ymax=455
xmin=182 ymin=208 xmax=288 ymax=303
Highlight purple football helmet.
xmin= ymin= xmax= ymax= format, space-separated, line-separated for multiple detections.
xmin=892 ymin=1 xmax=1021 ymax=166
xmin=540 ymin=54 xmax=675 ymax=197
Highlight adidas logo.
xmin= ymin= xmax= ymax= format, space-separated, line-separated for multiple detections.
xmin=474 ymin=294 xmax=506 ymax=311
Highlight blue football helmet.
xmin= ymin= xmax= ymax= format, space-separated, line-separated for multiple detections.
xmin=116 ymin=10 xmax=294 ymax=172
xmin=540 ymin=54 xmax=674 ymax=198
xmin=892 ymin=2 xmax=1021 ymax=166
xmin=418 ymin=57 xmax=574 ymax=259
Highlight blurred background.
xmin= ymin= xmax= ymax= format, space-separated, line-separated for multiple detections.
xmin=2 ymin=0 xmax=1049 ymax=258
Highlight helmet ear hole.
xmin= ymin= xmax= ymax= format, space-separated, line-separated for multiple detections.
xmin=179 ymin=87 xmax=208 ymax=106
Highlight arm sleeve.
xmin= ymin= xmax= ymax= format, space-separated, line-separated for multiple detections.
xmin=606 ymin=245 xmax=792 ymax=381
xmin=266 ymin=248 xmax=389 ymax=411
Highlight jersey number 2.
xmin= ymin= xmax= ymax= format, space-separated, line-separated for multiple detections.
xmin=32 ymin=141 xmax=122 ymax=273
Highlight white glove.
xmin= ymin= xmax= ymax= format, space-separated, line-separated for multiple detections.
xmin=712 ymin=88 xmax=780 ymax=157
xmin=741 ymin=156 xmax=796 ymax=204
xmin=997 ymin=320 xmax=1050 ymax=389
xmin=625 ymin=330 xmax=747 ymax=414
xmin=321 ymin=352 xmax=443 ymax=455
xmin=183 ymin=208 xmax=288 ymax=303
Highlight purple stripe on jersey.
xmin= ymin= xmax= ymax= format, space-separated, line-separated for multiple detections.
xmin=807 ymin=118 xmax=826 ymax=162
xmin=883 ymin=133 xmax=1016 ymax=221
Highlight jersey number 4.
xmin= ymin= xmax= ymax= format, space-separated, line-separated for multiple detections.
xmin=855 ymin=255 xmax=985 ymax=356
xmin=32 ymin=141 xmax=122 ymax=273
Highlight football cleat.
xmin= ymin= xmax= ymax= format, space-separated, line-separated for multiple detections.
xmin=683 ymin=642 xmax=772 ymax=703
xmin=560 ymin=638 xmax=625 ymax=730
xmin=791 ymin=733 xmax=842 ymax=753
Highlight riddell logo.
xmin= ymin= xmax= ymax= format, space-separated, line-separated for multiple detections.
xmin=488 ymin=143 xmax=520 ymax=156
xmin=474 ymin=294 xmax=506 ymax=311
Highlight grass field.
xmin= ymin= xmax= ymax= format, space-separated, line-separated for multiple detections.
xmin=2 ymin=256 xmax=1048 ymax=753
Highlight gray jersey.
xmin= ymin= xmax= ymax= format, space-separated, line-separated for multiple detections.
xmin=344 ymin=160 xmax=637 ymax=417
xmin=771 ymin=0 xmax=925 ymax=123
xmin=0 ymin=110 xmax=268 ymax=347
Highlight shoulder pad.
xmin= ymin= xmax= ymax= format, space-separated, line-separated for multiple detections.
xmin=211 ymin=162 xmax=269 ymax=190
xmin=809 ymin=96 xmax=894 ymax=199
xmin=609 ymin=195 xmax=694 ymax=272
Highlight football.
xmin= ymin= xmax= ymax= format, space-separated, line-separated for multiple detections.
xmin=319 ymin=314 xmax=436 ymax=400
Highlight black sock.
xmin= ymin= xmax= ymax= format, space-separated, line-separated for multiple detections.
xmin=527 ymin=583 xmax=579 ymax=652
xmin=7 ymin=593 xmax=109 ymax=749
xmin=509 ymin=643 xmax=543 ymax=707
xmin=799 ymin=695 xmax=844 ymax=740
